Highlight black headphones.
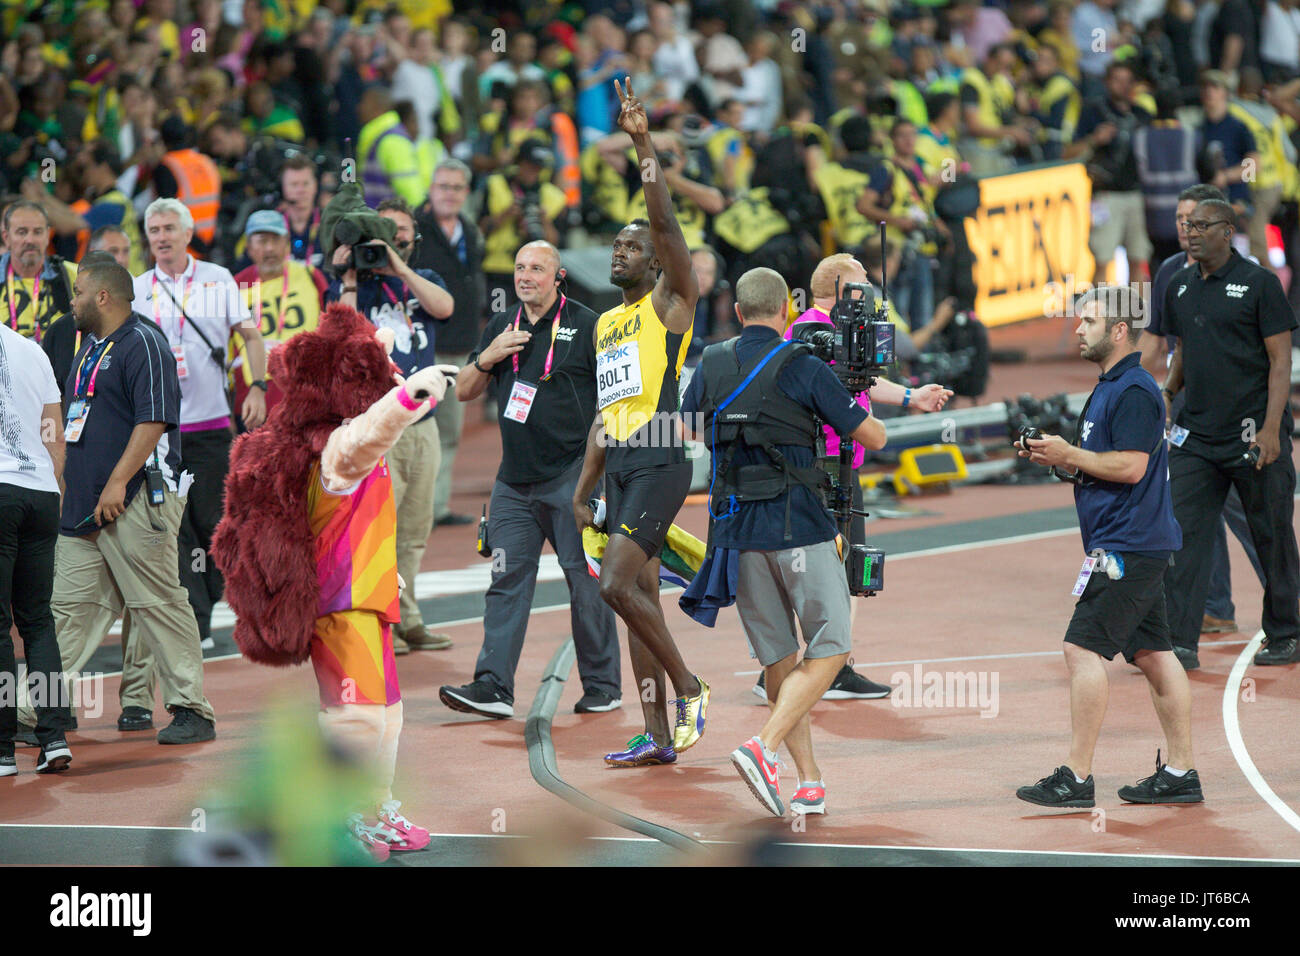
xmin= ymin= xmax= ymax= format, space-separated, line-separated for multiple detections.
xmin=554 ymin=267 xmax=567 ymax=286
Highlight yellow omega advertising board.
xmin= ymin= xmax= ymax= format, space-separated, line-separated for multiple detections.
xmin=963 ymin=162 xmax=1096 ymax=327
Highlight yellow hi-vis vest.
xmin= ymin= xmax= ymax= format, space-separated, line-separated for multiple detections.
xmin=1228 ymin=102 xmax=1284 ymax=193
xmin=961 ymin=67 xmax=1013 ymax=148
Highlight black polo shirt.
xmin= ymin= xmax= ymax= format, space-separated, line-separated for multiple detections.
xmin=472 ymin=294 xmax=601 ymax=485
xmin=61 ymin=313 xmax=182 ymax=537
xmin=1163 ymin=249 xmax=1296 ymax=444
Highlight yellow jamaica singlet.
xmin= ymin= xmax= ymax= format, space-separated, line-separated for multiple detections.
xmin=595 ymin=290 xmax=691 ymax=471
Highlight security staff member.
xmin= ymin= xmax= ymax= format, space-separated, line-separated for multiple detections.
xmin=1161 ymin=198 xmax=1300 ymax=668
xmin=0 ymin=201 xmax=77 ymax=345
xmin=1015 ymin=286 xmax=1199 ymax=809
xmin=438 ymin=241 xmax=621 ymax=719
xmin=680 ymin=267 xmax=886 ymax=817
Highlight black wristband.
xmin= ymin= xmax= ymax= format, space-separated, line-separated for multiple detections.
xmin=473 ymin=356 xmax=489 ymax=373
xmin=250 ymin=380 xmax=268 ymax=392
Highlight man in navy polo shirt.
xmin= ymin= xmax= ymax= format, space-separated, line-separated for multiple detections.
xmin=19 ymin=256 xmax=217 ymax=746
xmin=1016 ymin=285 xmax=1201 ymax=808
xmin=327 ymin=196 xmax=455 ymax=655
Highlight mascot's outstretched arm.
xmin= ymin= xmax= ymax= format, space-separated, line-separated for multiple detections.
xmin=322 ymin=364 xmax=460 ymax=491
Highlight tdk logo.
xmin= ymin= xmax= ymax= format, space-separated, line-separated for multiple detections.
xmin=1225 ymin=283 xmax=1249 ymax=298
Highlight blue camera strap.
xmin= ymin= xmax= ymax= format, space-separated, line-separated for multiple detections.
xmin=708 ymin=339 xmax=792 ymax=521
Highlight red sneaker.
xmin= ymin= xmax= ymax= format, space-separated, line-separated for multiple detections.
xmin=377 ymin=800 xmax=431 ymax=851
xmin=347 ymin=813 xmax=392 ymax=862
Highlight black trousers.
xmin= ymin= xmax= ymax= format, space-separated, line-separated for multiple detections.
xmin=0 ymin=484 xmax=69 ymax=751
xmin=1164 ymin=434 xmax=1300 ymax=650
xmin=177 ymin=427 xmax=233 ymax=641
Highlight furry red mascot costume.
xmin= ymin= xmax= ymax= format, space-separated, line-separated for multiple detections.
xmin=212 ymin=303 xmax=457 ymax=861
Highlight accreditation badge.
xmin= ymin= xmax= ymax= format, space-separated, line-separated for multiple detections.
xmin=1071 ymin=556 xmax=1097 ymax=596
xmin=172 ymin=344 xmax=189 ymax=380
xmin=504 ymin=379 xmax=538 ymax=424
xmin=65 ymin=400 xmax=91 ymax=443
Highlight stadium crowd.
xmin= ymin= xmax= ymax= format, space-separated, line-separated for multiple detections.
xmin=2 ymin=0 xmax=1299 ymax=820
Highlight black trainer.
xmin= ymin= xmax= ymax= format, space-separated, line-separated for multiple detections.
xmin=1253 ymin=637 xmax=1298 ymax=666
xmin=36 ymin=739 xmax=72 ymax=774
xmin=1 ymin=754 xmax=15 ymax=777
xmin=118 ymin=706 xmax=154 ymax=732
xmin=157 ymin=707 xmax=216 ymax=745
xmin=1016 ymin=765 xmax=1095 ymax=808
xmin=823 ymin=661 xmax=892 ymax=699
xmin=574 ymin=691 xmax=622 ymax=714
xmin=439 ymin=680 xmax=514 ymax=718
xmin=1172 ymin=645 xmax=1200 ymax=671
xmin=1118 ymin=750 xmax=1204 ymax=804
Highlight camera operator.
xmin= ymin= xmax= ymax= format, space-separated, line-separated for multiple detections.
xmin=480 ymin=140 xmax=566 ymax=321
xmin=679 ymin=267 xmax=887 ymax=817
xmin=326 ymin=197 xmax=455 ymax=655
xmin=1014 ymin=286 xmax=1200 ymax=809
xmin=775 ymin=252 xmax=951 ymax=702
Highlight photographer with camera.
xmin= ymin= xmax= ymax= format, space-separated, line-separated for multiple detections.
xmin=1014 ymin=285 xmax=1200 ymax=809
xmin=679 ymin=267 xmax=887 ymax=817
xmin=326 ymin=197 xmax=455 ymax=655
xmin=480 ymin=140 xmax=567 ymax=322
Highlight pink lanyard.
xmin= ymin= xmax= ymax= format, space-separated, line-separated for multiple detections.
xmin=151 ymin=269 xmax=192 ymax=340
xmin=382 ymin=281 xmax=412 ymax=329
xmin=255 ymin=266 xmax=290 ymax=337
xmin=513 ymin=293 xmax=566 ymax=380
xmin=74 ymin=340 xmax=115 ymax=398
xmin=6 ymin=262 xmax=42 ymax=342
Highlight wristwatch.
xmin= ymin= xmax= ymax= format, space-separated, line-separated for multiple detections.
xmin=250 ymin=380 xmax=268 ymax=392
xmin=342 ymin=285 xmax=358 ymax=294
xmin=473 ymin=356 xmax=489 ymax=373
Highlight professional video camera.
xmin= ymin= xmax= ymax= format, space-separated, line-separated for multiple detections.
xmin=319 ymin=162 xmax=398 ymax=282
xmin=790 ymin=232 xmax=898 ymax=597
xmin=790 ymin=279 xmax=896 ymax=394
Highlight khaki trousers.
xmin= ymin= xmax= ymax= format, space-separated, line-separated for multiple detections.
xmin=387 ymin=417 xmax=441 ymax=633
xmin=19 ymin=489 xmax=214 ymax=726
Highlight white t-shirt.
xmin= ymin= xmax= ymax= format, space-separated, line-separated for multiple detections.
xmin=652 ymin=35 xmax=700 ymax=102
xmin=392 ymin=59 xmax=443 ymax=141
xmin=132 ymin=256 xmax=250 ymax=426
xmin=1260 ymin=1 xmax=1300 ymax=69
xmin=0 ymin=323 xmax=61 ymax=493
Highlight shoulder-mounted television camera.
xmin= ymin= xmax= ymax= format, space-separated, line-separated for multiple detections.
xmin=791 ymin=279 xmax=895 ymax=394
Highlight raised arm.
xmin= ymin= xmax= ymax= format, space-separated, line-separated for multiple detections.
xmin=616 ymin=77 xmax=698 ymax=334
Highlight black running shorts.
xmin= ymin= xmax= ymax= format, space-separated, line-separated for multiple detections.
xmin=1063 ymin=552 xmax=1174 ymax=663
xmin=605 ymin=462 xmax=693 ymax=558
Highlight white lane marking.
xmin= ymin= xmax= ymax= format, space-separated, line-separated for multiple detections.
xmin=1223 ymin=629 xmax=1300 ymax=834
xmin=733 ymin=638 xmax=1253 ymax=675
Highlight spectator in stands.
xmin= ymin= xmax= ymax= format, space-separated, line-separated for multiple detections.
xmin=648 ymin=1 xmax=698 ymax=103
xmin=327 ymin=196 xmax=455 ymax=654
xmin=1260 ymin=0 xmax=1300 ymax=82
xmin=391 ymin=27 xmax=458 ymax=145
xmin=1212 ymin=0 xmax=1264 ymax=75
xmin=413 ymin=158 xmax=486 ymax=528
xmin=132 ymin=197 xmax=266 ymax=650
xmin=948 ymin=0 xmax=1013 ymax=65
xmin=737 ymin=33 xmax=783 ymax=136
xmin=478 ymin=32 xmax=546 ymax=102
xmin=574 ymin=34 xmax=623 ymax=148
xmin=1068 ymin=60 xmax=1153 ymax=282
xmin=696 ymin=2 xmax=749 ymax=106
xmin=0 ymin=304 xmax=68 ymax=775
xmin=1072 ymin=0 xmax=1122 ymax=100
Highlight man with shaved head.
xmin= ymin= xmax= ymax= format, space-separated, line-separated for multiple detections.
xmin=680 ymin=266 xmax=887 ymax=817
xmin=439 ymin=239 xmax=621 ymax=719
xmin=16 ymin=255 xmax=217 ymax=750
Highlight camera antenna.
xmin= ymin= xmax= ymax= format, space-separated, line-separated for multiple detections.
xmin=878 ymin=220 xmax=887 ymax=303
